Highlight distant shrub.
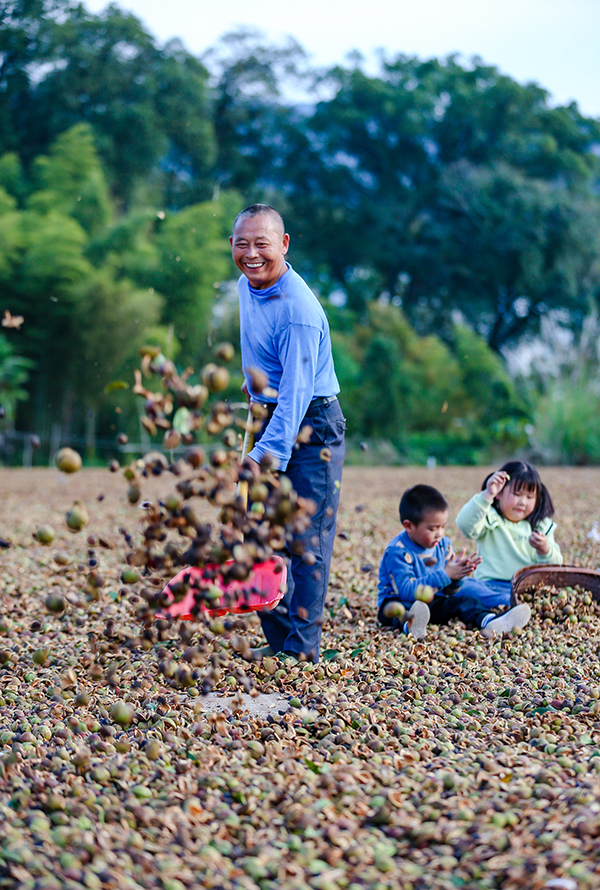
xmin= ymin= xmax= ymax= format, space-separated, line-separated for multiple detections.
xmin=529 ymin=379 xmax=600 ymax=465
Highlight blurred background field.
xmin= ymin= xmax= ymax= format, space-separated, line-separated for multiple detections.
xmin=2 ymin=465 xmax=600 ymax=570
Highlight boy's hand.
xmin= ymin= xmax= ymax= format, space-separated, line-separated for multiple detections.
xmin=446 ymin=548 xmax=482 ymax=580
xmin=529 ymin=531 xmax=550 ymax=555
xmin=484 ymin=470 xmax=510 ymax=502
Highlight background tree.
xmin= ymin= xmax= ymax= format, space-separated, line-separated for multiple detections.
xmin=3 ymin=3 xmax=600 ymax=462
xmin=0 ymin=333 xmax=33 ymax=422
xmin=278 ymin=55 xmax=600 ymax=347
xmin=331 ymin=302 xmax=524 ymax=463
xmin=0 ymin=126 xmax=163 ymax=436
xmin=0 ymin=0 xmax=216 ymax=207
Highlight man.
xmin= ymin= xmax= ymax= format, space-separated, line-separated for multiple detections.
xmin=230 ymin=204 xmax=346 ymax=662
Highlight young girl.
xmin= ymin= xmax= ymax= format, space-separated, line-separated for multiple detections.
xmin=455 ymin=460 xmax=562 ymax=608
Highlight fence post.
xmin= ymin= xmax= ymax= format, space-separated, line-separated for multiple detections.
xmin=48 ymin=423 xmax=61 ymax=466
xmin=85 ymin=408 xmax=96 ymax=461
xmin=22 ymin=436 xmax=32 ymax=468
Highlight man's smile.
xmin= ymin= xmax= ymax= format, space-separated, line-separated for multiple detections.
xmin=230 ymin=213 xmax=290 ymax=289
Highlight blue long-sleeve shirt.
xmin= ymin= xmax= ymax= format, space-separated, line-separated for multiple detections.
xmin=377 ymin=530 xmax=454 ymax=608
xmin=238 ymin=263 xmax=339 ymax=471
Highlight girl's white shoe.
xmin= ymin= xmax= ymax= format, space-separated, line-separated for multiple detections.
xmin=480 ymin=603 xmax=531 ymax=638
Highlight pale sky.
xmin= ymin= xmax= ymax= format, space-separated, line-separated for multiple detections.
xmin=83 ymin=0 xmax=600 ymax=118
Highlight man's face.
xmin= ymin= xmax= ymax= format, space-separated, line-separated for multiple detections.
xmin=404 ymin=509 xmax=448 ymax=550
xmin=230 ymin=214 xmax=289 ymax=290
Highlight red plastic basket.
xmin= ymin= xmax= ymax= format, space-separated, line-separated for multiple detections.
xmin=160 ymin=555 xmax=287 ymax=619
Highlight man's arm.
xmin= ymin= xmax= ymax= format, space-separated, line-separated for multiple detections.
xmin=249 ymin=323 xmax=320 ymax=471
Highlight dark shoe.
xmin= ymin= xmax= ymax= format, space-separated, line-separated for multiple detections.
xmin=237 ymin=644 xmax=275 ymax=661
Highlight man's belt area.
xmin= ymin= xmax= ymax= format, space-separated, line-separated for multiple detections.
xmin=251 ymin=395 xmax=337 ymax=413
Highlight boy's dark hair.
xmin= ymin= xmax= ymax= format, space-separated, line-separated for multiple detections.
xmin=482 ymin=460 xmax=554 ymax=530
xmin=232 ymin=204 xmax=285 ymax=236
xmin=400 ymin=485 xmax=448 ymax=525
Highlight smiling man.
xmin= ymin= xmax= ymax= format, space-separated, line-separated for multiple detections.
xmin=230 ymin=204 xmax=346 ymax=662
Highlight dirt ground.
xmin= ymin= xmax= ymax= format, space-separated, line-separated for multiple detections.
xmin=2 ymin=463 xmax=599 ymax=565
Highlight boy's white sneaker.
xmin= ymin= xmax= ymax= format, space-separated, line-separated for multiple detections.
xmin=404 ymin=601 xmax=430 ymax=639
xmin=480 ymin=603 xmax=531 ymax=639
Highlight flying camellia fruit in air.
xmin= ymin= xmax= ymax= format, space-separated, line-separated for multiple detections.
xmin=55 ymin=447 xmax=82 ymax=473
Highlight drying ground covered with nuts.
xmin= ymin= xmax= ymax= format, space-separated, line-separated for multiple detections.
xmin=1 ymin=466 xmax=600 ymax=890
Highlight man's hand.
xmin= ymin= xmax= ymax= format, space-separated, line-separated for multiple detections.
xmin=446 ymin=548 xmax=482 ymax=580
xmin=529 ymin=530 xmax=550 ymax=555
xmin=483 ymin=470 xmax=510 ymax=502
xmin=240 ymin=455 xmax=261 ymax=478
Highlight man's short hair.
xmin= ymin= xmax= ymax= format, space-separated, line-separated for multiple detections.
xmin=232 ymin=204 xmax=285 ymax=237
xmin=399 ymin=485 xmax=448 ymax=525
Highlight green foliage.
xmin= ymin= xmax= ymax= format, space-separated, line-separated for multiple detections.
xmin=205 ymin=28 xmax=309 ymax=193
xmin=0 ymin=153 xmax=26 ymax=201
xmin=330 ymin=303 xmax=527 ymax=464
xmin=149 ymin=202 xmax=234 ymax=363
xmin=29 ymin=124 xmax=112 ymax=234
xmin=523 ymin=313 xmax=600 ymax=465
xmin=0 ymin=201 xmax=22 ymax=278
xmin=0 ymin=334 xmax=33 ymax=422
xmin=0 ymin=128 xmax=163 ymax=434
xmin=0 ymin=124 xmax=235 ymax=441
xmin=430 ymin=161 xmax=600 ymax=349
xmin=2 ymin=9 xmax=600 ymax=461
xmin=68 ymin=269 xmax=163 ymax=407
xmin=531 ymin=379 xmax=600 ymax=465
xmin=250 ymin=53 xmax=600 ymax=347
xmin=0 ymin=0 xmax=216 ymax=206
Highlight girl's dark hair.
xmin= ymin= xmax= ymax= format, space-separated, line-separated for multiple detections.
xmin=481 ymin=460 xmax=554 ymax=530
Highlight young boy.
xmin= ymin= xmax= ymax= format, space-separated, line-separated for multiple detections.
xmin=377 ymin=484 xmax=531 ymax=639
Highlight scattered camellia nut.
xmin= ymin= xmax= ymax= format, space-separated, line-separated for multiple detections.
xmin=32 ymin=648 xmax=49 ymax=665
xmin=53 ymin=550 xmax=71 ymax=566
xmin=127 ymin=483 xmax=141 ymax=504
xmin=383 ymin=600 xmax=405 ymax=621
xmin=415 ymin=583 xmax=435 ymax=603
xmin=247 ymin=366 xmax=268 ymax=394
xmin=109 ymin=700 xmax=134 ymax=727
xmin=201 ymin=363 xmax=230 ymax=393
xmin=163 ymin=428 xmax=181 ymax=450
xmin=44 ymin=593 xmax=66 ymax=613
xmin=55 ymin=447 xmax=82 ymax=473
xmin=201 ymin=362 xmax=218 ymax=387
xmin=215 ymin=342 xmax=235 ymax=362
xmin=184 ymin=447 xmax=204 ymax=468
xmin=34 ymin=525 xmax=55 ymax=545
xmin=120 ymin=568 xmax=139 ymax=584
xmin=65 ymin=500 xmax=89 ymax=532
xmin=3 ymin=370 xmax=600 ymax=890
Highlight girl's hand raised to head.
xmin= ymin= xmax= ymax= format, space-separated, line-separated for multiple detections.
xmin=483 ymin=470 xmax=510 ymax=502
